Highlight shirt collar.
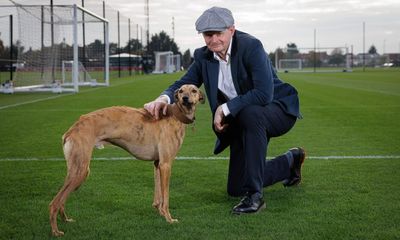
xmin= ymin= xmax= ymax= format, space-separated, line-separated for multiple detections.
xmin=213 ymin=38 xmax=232 ymax=63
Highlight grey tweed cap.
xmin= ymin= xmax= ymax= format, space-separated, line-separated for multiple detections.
xmin=195 ymin=7 xmax=234 ymax=33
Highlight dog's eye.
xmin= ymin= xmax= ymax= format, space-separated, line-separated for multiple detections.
xmin=191 ymin=89 xmax=197 ymax=93
xmin=179 ymin=89 xmax=183 ymax=93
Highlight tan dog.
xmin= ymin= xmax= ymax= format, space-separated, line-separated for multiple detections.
xmin=49 ymin=84 xmax=204 ymax=236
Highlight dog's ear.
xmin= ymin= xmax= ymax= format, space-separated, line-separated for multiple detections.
xmin=199 ymin=89 xmax=205 ymax=104
xmin=174 ymin=88 xmax=180 ymax=103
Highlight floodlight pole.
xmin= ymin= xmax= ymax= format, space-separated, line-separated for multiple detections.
xmin=41 ymin=6 xmax=44 ymax=78
xmin=73 ymin=4 xmax=79 ymax=92
xmin=103 ymin=1 xmax=106 ymax=82
xmin=128 ymin=18 xmax=132 ymax=76
xmin=117 ymin=11 xmax=121 ymax=78
xmin=9 ymin=14 xmax=13 ymax=82
xmin=363 ymin=21 xmax=365 ymax=72
xmin=145 ymin=0 xmax=149 ymax=50
xmin=313 ymin=28 xmax=316 ymax=73
xmin=82 ymin=0 xmax=87 ymax=82
xmin=104 ymin=21 xmax=109 ymax=86
xmin=50 ymin=0 xmax=55 ymax=82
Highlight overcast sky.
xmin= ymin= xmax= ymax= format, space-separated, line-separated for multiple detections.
xmin=109 ymin=0 xmax=400 ymax=55
xmin=4 ymin=0 xmax=400 ymax=54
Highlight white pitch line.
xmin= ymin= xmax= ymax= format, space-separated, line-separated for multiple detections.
xmin=0 ymin=155 xmax=399 ymax=161
xmin=0 ymin=94 xmax=73 ymax=110
xmin=0 ymin=79 xmax=138 ymax=110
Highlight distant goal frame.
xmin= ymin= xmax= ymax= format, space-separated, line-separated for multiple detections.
xmin=275 ymin=46 xmax=352 ymax=73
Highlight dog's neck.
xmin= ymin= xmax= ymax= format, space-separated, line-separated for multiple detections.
xmin=167 ymin=104 xmax=195 ymax=124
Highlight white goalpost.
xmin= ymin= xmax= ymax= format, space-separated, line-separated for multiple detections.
xmin=0 ymin=4 xmax=109 ymax=94
xmin=153 ymin=51 xmax=181 ymax=74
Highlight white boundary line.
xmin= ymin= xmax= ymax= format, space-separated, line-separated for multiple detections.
xmin=0 ymin=94 xmax=73 ymax=110
xmin=0 ymin=155 xmax=399 ymax=161
xmin=0 ymin=78 xmax=137 ymax=110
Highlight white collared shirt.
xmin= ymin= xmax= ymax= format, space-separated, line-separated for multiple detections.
xmin=213 ymin=39 xmax=237 ymax=116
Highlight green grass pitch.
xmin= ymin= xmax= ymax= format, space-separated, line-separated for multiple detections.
xmin=0 ymin=68 xmax=399 ymax=239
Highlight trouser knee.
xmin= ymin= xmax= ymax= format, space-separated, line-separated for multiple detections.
xmin=236 ymin=105 xmax=265 ymax=129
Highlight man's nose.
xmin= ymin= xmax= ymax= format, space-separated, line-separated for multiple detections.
xmin=210 ymin=34 xmax=218 ymax=41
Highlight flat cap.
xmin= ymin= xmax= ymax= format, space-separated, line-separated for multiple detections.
xmin=195 ymin=7 xmax=234 ymax=33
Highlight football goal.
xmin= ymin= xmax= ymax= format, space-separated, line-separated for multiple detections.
xmin=153 ymin=51 xmax=181 ymax=74
xmin=275 ymin=47 xmax=352 ymax=73
xmin=0 ymin=4 xmax=109 ymax=94
xmin=278 ymin=59 xmax=302 ymax=71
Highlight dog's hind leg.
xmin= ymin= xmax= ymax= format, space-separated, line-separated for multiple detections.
xmin=49 ymin=178 xmax=76 ymax=236
xmin=49 ymin=165 xmax=90 ymax=236
xmin=49 ymin=138 xmax=91 ymax=237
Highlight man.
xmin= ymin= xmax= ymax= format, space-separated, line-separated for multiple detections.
xmin=144 ymin=6 xmax=305 ymax=214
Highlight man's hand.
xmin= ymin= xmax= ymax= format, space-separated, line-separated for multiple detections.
xmin=214 ymin=105 xmax=229 ymax=133
xmin=144 ymin=96 xmax=169 ymax=120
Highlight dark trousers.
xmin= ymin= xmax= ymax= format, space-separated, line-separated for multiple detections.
xmin=225 ymin=103 xmax=297 ymax=197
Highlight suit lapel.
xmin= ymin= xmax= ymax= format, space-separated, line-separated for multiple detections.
xmin=206 ymin=58 xmax=219 ymax=111
xmin=230 ymin=33 xmax=241 ymax=94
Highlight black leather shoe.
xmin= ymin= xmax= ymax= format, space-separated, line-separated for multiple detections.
xmin=232 ymin=192 xmax=266 ymax=215
xmin=283 ymin=147 xmax=306 ymax=187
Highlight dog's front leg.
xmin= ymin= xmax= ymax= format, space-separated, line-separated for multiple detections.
xmin=152 ymin=161 xmax=162 ymax=209
xmin=159 ymin=161 xmax=178 ymax=223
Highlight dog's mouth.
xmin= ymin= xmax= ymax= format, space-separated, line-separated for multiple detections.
xmin=182 ymin=101 xmax=193 ymax=108
xmin=181 ymin=96 xmax=193 ymax=107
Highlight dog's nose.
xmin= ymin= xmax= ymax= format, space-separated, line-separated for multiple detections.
xmin=182 ymin=96 xmax=189 ymax=102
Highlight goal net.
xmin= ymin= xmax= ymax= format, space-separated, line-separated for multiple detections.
xmin=153 ymin=51 xmax=173 ymax=74
xmin=0 ymin=4 xmax=109 ymax=94
xmin=275 ymin=47 xmax=352 ymax=73
xmin=153 ymin=51 xmax=181 ymax=74
xmin=62 ymin=60 xmax=96 ymax=86
xmin=171 ymin=54 xmax=181 ymax=72
xmin=278 ymin=59 xmax=302 ymax=71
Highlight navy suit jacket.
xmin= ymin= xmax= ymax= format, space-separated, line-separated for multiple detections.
xmin=161 ymin=30 xmax=301 ymax=153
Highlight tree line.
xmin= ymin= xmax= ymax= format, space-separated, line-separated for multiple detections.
xmin=0 ymin=30 xmax=193 ymax=70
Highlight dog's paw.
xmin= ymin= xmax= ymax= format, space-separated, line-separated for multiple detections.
xmin=52 ymin=229 xmax=65 ymax=237
xmin=64 ymin=217 xmax=75 ymax=223
xmin=152 ymin=202 xmax=161 ymax=209
xmin=169 ymin=218 xmax=178 ymax=223
xmin=95 ymin=143 xmax=104 ymax=149
xmin=165 ymin=215 xmax=179 ymax=223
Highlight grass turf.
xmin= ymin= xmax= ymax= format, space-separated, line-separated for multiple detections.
xmin=0 ymin=68 xmax=399 ymax=239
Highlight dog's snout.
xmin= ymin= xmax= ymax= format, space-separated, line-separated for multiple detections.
xmin=182 ymin=96 xmax=189 ymax=102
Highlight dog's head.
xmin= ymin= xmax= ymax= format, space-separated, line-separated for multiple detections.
xmin=174 ymin=84 xmax=205 ymax=110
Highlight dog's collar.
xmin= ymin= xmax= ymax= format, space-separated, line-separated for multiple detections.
xmin=167 ymin=104 xmax=195 ymax=124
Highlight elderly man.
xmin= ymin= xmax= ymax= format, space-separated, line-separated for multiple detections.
xmin=144 ymin=6 xmax=305 ymax=214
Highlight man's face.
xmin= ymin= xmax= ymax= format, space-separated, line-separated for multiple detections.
xmin=202 ymin=26 xmax=235 ymax=57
